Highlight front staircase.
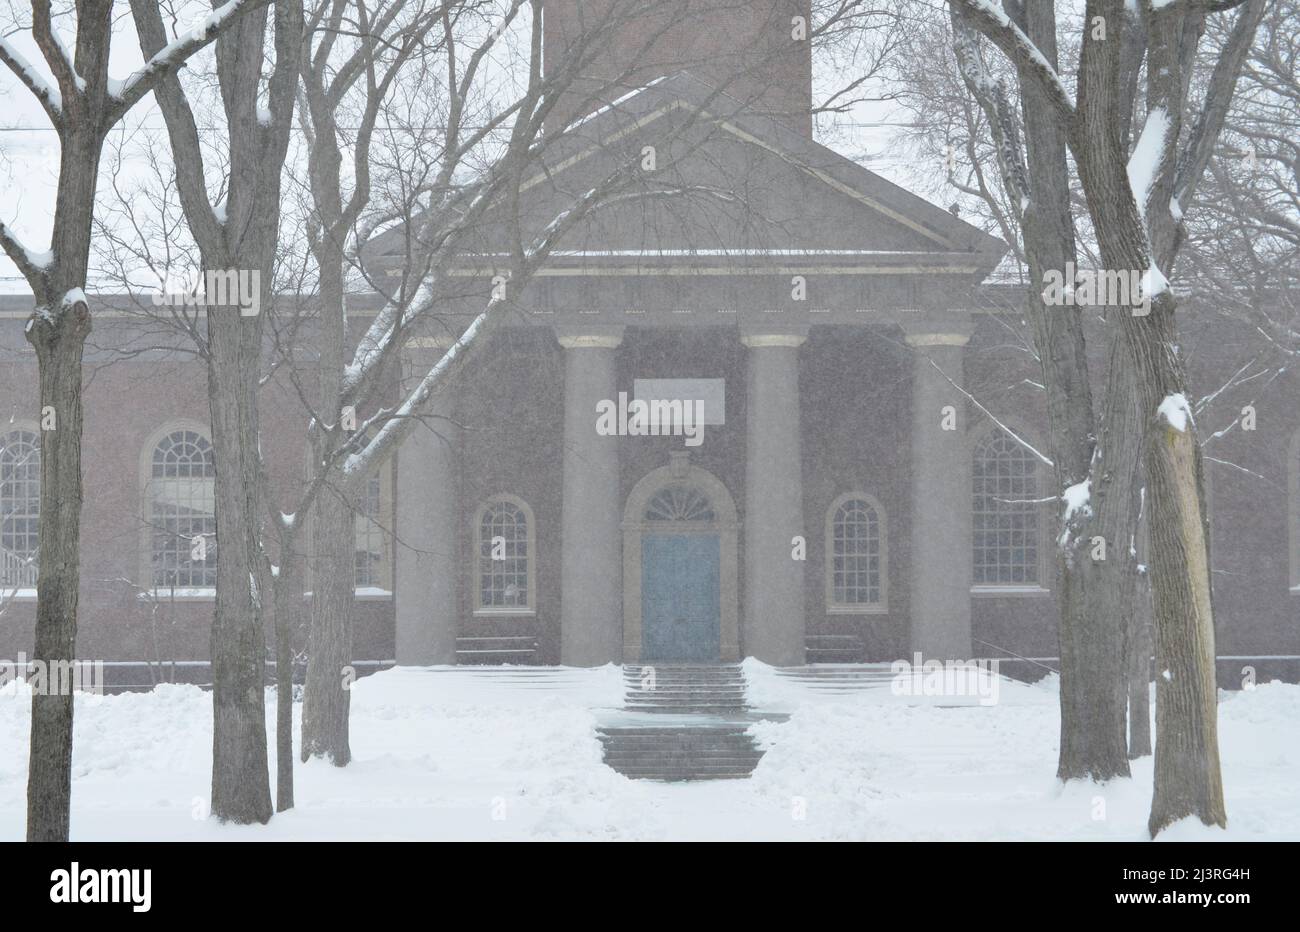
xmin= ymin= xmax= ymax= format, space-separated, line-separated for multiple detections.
xmin=597 ymin=664 xmax=774 ymax=782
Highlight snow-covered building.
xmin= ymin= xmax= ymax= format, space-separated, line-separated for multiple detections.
xmin=0 ymin=0 xmax=1296 ymax=684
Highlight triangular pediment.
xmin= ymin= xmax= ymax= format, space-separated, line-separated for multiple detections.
xmin=368 ymin=72 xmax=1005 ymax=278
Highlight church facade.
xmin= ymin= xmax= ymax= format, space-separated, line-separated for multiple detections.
xmin=0 ymin=2 xmax=1296 ymax=683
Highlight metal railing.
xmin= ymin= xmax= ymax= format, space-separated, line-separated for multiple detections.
xmin=0 ymin=547 xmax=38 ymax=588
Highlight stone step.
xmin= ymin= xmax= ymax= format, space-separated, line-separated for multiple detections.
xmin=624 ymin=691 xmax=748 ymax=698
xmin=623 ymin=675 xmax=744 ymax=683
xmin=601 ymin=740 xmax=760 ymax=752
xmin=599 ymin=728 xmax=755 ymax=737
xmin=603 ymin=756 xmax=764 ymax=768
xmin=610 ymin=772 xmax=755 ymax=781
xmin=600 ymin=743 xmax=758 ymax=753
xmin=605 ymin=753 xmax=759 ymax=769
xmin=606 ymin=664 xmax=765 ymax=782
xmin=604 ymin=757 xmax=761 ymax=769
xmin=623 ymin=706 xmax=750 ymax=715
xmin=624 ymin=684 xmax=747 ymax=692
xmin=607 ymin=767 xmax=760 ymax=778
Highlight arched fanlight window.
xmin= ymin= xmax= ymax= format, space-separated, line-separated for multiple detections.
xmin=972 ymin=429 xmax=1042 ymax=586
xmin=826 ymin=493 xmax=887 ymax=612
xmin=644 ymin=485 xmax=714 ymax=522
xmin=474 ymin=495 xmax=535 ymax=612
xmin=0 ymin=429 xmax=40 ymax=588
xmin=149 ymin=429 xmax=217 ymax=589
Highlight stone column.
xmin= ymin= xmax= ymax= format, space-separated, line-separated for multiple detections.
xmin=558 ymin=327 xmax=624 ymax=666
xmin=902 ymin=318 xmax=976 ymax=660
xmin=395 ymin=337 xmax=460 ymax=665
xmin=741 ymin=329 xmax=807 ymax=666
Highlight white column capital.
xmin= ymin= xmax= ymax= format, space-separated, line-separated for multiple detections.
xmin=740 ymin=333 xmax=806 ymax=349
xmin=404 ymin=334 xmax=457 ymax=350
xmin=899 ymin=313 xmax=976 ymax=347
xmin=554 ymin=324 xmax=625 ymax=349
xmin=904 ymin=332 xmax=971 ymax=348
xmin=557 ymin=333 xmax=623 ymax=349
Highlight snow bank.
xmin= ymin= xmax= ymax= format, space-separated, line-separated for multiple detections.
xmin=0 ymin=668 xmax=1296 ymax=840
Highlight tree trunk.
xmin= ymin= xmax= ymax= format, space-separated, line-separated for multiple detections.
xmin=1014 ymin=1 xmax=1132 ymax=781
xmin=24 ymin=294 xmax=91 ymax=842
xmin=206 ymin=301 xmax=273 ymax=825
xmin=1143 ymin=379 xmax=1223 ymax=833
xmin=299 ymin=206 xmax=354 ymax=765
xmin=1057 ymin=336 xmax=1143 ymax=780
xmin=1127 ymin=566 xmax=1153 ymax=758
xmin=271 ymin=553 xmax=301 ymax=810
xmin=22 ymin=120 xmax=105 ymax=841
xmin=301 ymin=486 xmax=354 ymax=764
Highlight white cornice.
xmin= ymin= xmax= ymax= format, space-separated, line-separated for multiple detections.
xmin=740 ymin=333 xmax=806 ymax=348
xmin=904 ymin=332 xmax=971 ymax=347
xmin=557 ymin=334 xmax=623 ymax=349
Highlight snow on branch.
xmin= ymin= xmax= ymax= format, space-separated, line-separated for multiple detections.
xmin=0 ymin=218 xmax=52 ymax=287
xmin=947 ymin=0 xmax=1076 ymax=123
xmin=1127 ymin=107 xmax=1170 ymax=221
xmin=1156 ymin=393 xmax=1194 ymax=433
xmin=1057 ymin=479 xmax=1093 ymax=549
xmin=0 ymin=36 xmax=63 ymax=122
xmin=923 ymin=356 xmax=1054 ymax=467
xmin=342 ymin=301 xmax=495 ymax=477
xmin=950 ymin=8 xmax=1031 ymax=212
xmin=111 ymin=0 xmax=268 ymax=115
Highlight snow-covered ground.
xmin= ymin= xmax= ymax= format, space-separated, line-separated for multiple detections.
xmin=0 ymin=663 xmax=1296 ymax=841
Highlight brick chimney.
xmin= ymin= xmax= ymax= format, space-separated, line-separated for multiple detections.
xmin=544 ymin=0 xmax=813 ymax=136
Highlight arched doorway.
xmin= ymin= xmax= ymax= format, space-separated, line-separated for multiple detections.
xmin=622 ymin=455 xmax=740 ymax=662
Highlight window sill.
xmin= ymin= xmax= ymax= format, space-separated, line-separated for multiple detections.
xmin=141 ymin=588 xmax=216 ymax=602
xmin=0 ymin=588 xmax=37 ymax=601
xmin=970 ymin=585 xmax=1051 ymax=598
xmin=354 ymin=588 xmax=393 ymax=601
xmin=827 ymin=604 xmax=889 ymax=615
xmin=473 ymin=608 xmax=537 ymax=617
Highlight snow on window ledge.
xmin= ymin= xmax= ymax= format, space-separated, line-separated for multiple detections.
xmin=0 ymin=588 xmax=37 ymax=601
xmin=472 ymin=607 xmax=536 ymax=617
xmin=302 ymin=589 xmax=395 ymax=601
xmin=140 ymin=588 xmax=217 ymax=601
xmin=827 ymin=603 xmax=889 ymax=616
xmin=970 ymin=585 xmax=1051 ymax=598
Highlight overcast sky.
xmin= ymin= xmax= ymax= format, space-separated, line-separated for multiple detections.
xmin=0 ymin=5 xmax=907 ymax=296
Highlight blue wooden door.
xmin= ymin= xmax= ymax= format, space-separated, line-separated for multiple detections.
xmin=642 ymin=534 xmax=721 ymax=662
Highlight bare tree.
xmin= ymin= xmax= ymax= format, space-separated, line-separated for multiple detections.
xmin=0 ymin=0 xmax=267 ymax=841
xmin=286 ymin=0 xmax=760 ymax=765
xmin=129 ymin=0 xmax=304 ymax=825
xmin=949 ymin=0 xmax=1267 ymax=835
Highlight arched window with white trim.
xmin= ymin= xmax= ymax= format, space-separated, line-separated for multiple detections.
xmin=825 ymin=493 xmax=887 ymax=612
xmin=148 ymin=428 xmax=217 ymax=590
xmin=473 ymin=495 xmax=535 ymax=613
xmin=0 ymin=429 xmax=40 ymax=588
xmin=972 ymin=429 xmax=1043 ymax=587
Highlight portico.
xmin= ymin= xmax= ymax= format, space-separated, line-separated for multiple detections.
xmin=393 ymin=310 xmax=986 ymax=668
xmin=383 ymin=69 xmax=1006 ymax=669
